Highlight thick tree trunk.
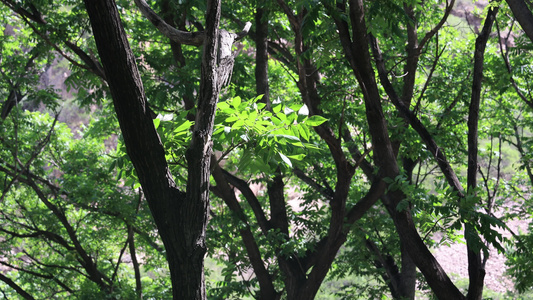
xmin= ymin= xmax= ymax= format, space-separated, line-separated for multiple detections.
xmin=84 ymin=0 xmax=224 ymax=298
xmin=397 ymin=240 xmax=417 ymax=299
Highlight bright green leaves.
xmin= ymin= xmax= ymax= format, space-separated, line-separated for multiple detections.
xmin=213 ymin=96 xmax=325 ymax=171
xmin=305 ymin=115 xmax=328 ymax=126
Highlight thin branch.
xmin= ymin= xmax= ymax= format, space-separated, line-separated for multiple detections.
xmin=0 ymin=228 xmax=75 ymax=251
xmin=133 ymin=0 xmax=204 ymax=46
xmin=25 ymin=178 xmax=112 ymax=290
xmin=129 ymin=190 xmax=143 ymax=298
xmin=419 ymin=0 xmax=456 ymax=50
xmin=414 ymin=39 xmax=446 ymax=114
xmin=293 ymin=167 xmax=334 ymax=200
xmin=0 ymin=0 xmax=46 ymax=24
xmin=436 ymin=71 xmax=472 ymax=130
xmin=496 ymin=19 xmax=533 ymax=109
xmin=0 ymin=260 xmax=74 ymax=293
xmin=341 ymin=128 xmax=374 ymax=178
xmin=111 ymin=234 xmax=130 ymax=284
xmin=369 ymin=34 xmax=465 ymax=198
xmin=18 ymin=16 xmax=93 ymax=73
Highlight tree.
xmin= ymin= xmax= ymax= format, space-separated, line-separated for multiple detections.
xmin=83 ymin=0 xmax=251 ymax=298
xmin=2 ymin=0 xmax=533 ymax=299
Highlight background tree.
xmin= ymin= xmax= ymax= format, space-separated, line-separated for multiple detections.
xmin=1 ymin=0 xmax=533 ymax=299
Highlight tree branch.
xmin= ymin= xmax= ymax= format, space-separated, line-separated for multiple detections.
xmin=211 ymin=160 xmax=278 ymax=300
xmin=0 ymin=273 xmax=35 ymax=300
xmin=293 ymin=167 xmax=334 ymax=200
xmin=466 ymin=6 xmax=498 ymax=299
xmin=133 ymin=0 xmax=204 ymax=46
xmin=369 ymin=34 xmax=465 ymax=197
xmin=419 ymin=0 xmax=456 ymax=50
xmin=220 ymin=168 xmax=271 ymax=235
xmin=506 ymin=0 xmax=533 ymax=43
xmin=496 ymin=20 xmax=533 ymax=110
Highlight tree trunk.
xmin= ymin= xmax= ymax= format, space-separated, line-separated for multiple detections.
xmin=506 ymin=0 xmax=533 ymax=43
xmin=466 ymin=6 xmax=498 ymax=299
xmin=83 ymin=0 xmax=224 ymax=298
xmin=397 ymin=239 xmax=417 ymax=299
xmin=255 ymin=7 xmax=270 ymax=109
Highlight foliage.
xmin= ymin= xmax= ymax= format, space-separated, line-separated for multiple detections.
xmin=1 ymin=0 xmax=533 ymax=299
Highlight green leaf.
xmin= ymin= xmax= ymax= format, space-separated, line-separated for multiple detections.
xmin=270 ymin=134 xmax=301 ymax=142
xmin=217 ymin=101 xmax=230 ymax=110
xmin=279 ymin=152 xmax=292 ymax=167
xmin=232 ymin=119 xmax=245 ymax=129
xmin=298 ymin=125 xmax=310 ymax=141
xmin=256 ymin=102 xmax=267 ymax=110
xmin=173 ymin=120 xmax=193 ymax=134
xmin=225 ymin=116 xmax=239 ymax=123
xmin=231 ymin=96 xmax=242 ymax=108
xmin=287 ymin=154 xmax=305 ymax=160
xmin=153 ymin=118 xmax=161 ymax=129
xmin=306 ymin=115 xmax=328 ymax=126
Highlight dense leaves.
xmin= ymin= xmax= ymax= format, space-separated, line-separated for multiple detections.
xmin=1 ymin=0 xmax=533 ymax=299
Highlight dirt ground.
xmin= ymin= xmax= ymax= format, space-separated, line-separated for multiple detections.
xmin=433 ymin=217 xmax=529 ymax=293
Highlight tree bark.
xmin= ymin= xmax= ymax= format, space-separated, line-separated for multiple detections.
xmin=255 ymin=7 xmax=270 ymax=109
xmin=325 ymin=0 xmax=467 ymax=298
xmin=506 ymin=0 xmax=533 ymax=43
xmin=83 ymin=0 xmax=228 ymax=298
xmin=466 ymin=6 xmax=498 ymax=300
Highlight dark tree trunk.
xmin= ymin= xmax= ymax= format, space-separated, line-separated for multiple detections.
xmin=324 ymin=0 xmax=469 ymax=298
xmin=255 ymin=7 xmax=270 ymax=109
xmin=397 ymin=239 xmax=417 ymax=299
xmin=506 ymin=0 xmax=533 ymax=43
xmin=83 ymin=0 xmax=225 ymax=298
xmin=466 ymin=6 xmax=498 ymax=300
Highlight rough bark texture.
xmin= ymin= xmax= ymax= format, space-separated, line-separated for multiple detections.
xmin=83 ymin=0 xmax=228 ymax=298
